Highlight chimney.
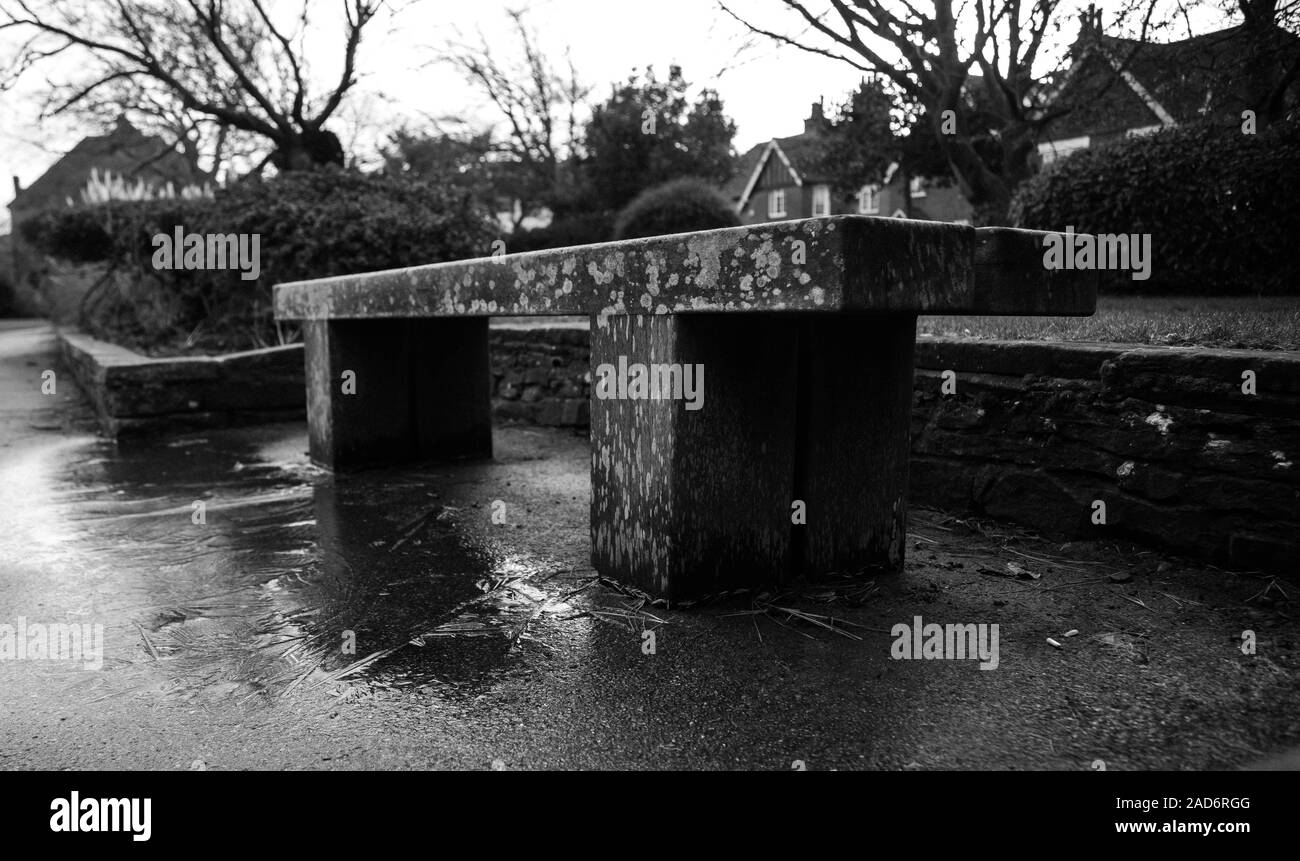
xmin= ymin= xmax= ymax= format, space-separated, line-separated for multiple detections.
xmin=12 ymin=176 xmax=21 ymax=197
xmin=804 ymin=99 xmax=825 ymax=134
xmin=1079 ymin=3 xmax=1103 ymax=37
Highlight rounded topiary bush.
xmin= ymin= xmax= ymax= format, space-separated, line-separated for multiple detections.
xmin=1010 ymin=118 xmax=1300 ymax=295
xmin=612 ymin=178 xmax=741 ymax=240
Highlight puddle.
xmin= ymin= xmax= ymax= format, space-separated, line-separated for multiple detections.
xmin=1 ymin=422 xmax=617 ymax=708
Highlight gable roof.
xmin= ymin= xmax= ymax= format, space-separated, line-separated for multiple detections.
xmin=723 ymin=142 xmax=767 ymax=202
xmin=9 ymin=118 xmax=205 ymax=214
xmin=726 ymin=124 xmax=837 ymax=211
xmin=1043 ymin=23 xmax=1300 ymax=140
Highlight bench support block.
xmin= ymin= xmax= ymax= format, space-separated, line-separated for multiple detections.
xmin=303 ymin=318 xmax=492 ymax=470
xmin=590 ymin=313 xmax=915 ymax=601
xmin=796 ymin=316 xmax=914 ymax=573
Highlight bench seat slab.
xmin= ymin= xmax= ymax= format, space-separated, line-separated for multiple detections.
xmin=275 ymin=219 xmax=1097 ymax=320
xmin=304 ymin=318 xmax=492 ymax=469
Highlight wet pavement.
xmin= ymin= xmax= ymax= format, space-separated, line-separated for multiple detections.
xmin=1 ymin=320 xmax=1298 ymax=770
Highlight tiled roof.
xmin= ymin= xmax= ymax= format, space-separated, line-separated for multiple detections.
xmin=778 ymin=132 xmax=832 ymax=181
xmin=724 ymin=129 xmax=833 ymax=203
xmin=10 ymin=119 xmax=205 ymax=213
xmin=724 ymin=142 xmax=766 ymax=201
xmin=1043 ymin=24 xmax=1300 ymax=140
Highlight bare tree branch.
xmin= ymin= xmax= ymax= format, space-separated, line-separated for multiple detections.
xmin=0 ymin=0 xmax=388 ymax=169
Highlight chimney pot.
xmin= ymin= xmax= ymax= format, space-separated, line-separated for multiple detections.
xmin=805 ymin=100 xmax=826 ymax=134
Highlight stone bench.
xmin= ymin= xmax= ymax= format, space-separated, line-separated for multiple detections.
xmin=274 ymin=216 xmax=1095 ymax=600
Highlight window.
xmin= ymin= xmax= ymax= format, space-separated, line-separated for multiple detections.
xmin=1125 ymin=124 xmax=1162 ymax=138
xmin=909 ymin=177 xmax=927 ymax=198
xmin=768 ymin=188 xmax=787 ymax=218
xmin=1037 ymin=135 xmax=1091 ymax=165
xmin=812 ymin=184 xmax=831 ymax=217
xmin=857 ymin=185 xmax=880 ymax=214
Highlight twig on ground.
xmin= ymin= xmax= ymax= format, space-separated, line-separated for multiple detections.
xmin=135 ymin=623 xmax=160 ymax=660
xmin=1121 ymin=594 xmax=1158 ymax=613
xmin=1002 ymin=546 xmax=1100 ymax=571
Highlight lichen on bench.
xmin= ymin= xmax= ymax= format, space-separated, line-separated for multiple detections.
xmin=273 ymin=215 xmax=1097 ymax=600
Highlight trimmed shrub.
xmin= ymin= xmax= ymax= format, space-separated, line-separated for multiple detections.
xmin=19 ymin=167 xmax=497 ymax=353
xmin=21 ymin=205 xmax=124 ymax=264
xmin=1010 ymin=119 xmax=1300 ymax=295
xmin=612 ymin=178 xmax=740 ymax=240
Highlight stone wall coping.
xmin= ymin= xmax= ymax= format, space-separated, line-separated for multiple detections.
xmin=57 ymin=328 xmax=305 ymax=435
xmin=59 ymin=329 xmax=302 ymax=382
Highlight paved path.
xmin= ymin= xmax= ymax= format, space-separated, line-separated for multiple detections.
xmin=1 ymin=320 xmax=1297 ymax=770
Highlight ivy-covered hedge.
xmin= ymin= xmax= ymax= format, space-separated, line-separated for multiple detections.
xmin=19 ymin=168 xmax=497 ymax=353
xmin=1011 ymin=119 xmax=1300 ymax=295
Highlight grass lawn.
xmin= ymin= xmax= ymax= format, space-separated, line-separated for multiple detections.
xmin=918 ymin=295 xmax=1300 ymax=351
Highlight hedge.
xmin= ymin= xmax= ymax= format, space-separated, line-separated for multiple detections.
xmin=19 ymin=167 xmax=497 ymax=352
xmin=1010 ymin=119 xmax=1300 ymax=295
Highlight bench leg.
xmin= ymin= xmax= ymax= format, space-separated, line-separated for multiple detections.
xmin=795 ymin=315 xmax=915 ymax=574
xmin=589 ymin=313 xmax=915 ymax=601
xmin=303 ymin=318 xmax=492 ymax=470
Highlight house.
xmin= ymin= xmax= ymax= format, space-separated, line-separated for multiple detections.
xmin=8 ymin=117 xmax=206 ymax=223
xmin=5 ymin=118 xmax=206 ymax=316
xmin=725 ymin=102 xmax=973 ymax=226
xmin=725 ymin=102 xmax=836 ymax=223
xmin=7 ymin=117 xmax=206 ymax=296
xmin=1037 ymin=6 xmax=1300 ymax=164
xmin=858 ymin=162 xmax=972 ymax=224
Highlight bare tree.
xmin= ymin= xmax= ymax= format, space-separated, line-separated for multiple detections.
xmin=442 ymin=9 xmax=590 ymax=225
xmin=0 ymin=0 xmax=386 ymax=173
xmin=55 ymin=70 xmax=266 ymax=184
xmin=1233 ymin=0 xmax=1300 ymax=121
xmin=719 ymin=0 xmax=1168 ymax=223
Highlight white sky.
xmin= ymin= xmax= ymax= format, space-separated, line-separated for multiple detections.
xmin=0 ymin=0 xmax=1230 ymax=232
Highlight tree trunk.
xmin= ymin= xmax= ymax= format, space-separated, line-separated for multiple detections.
xmin=929 ymin=114 xmax=1014 ymax=226
xmin=271 ymin=128 xmax=345 ymax=172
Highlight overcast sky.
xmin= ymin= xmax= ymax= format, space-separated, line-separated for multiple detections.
xmin=0 ymin=0 xmax=1228 ymax=232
